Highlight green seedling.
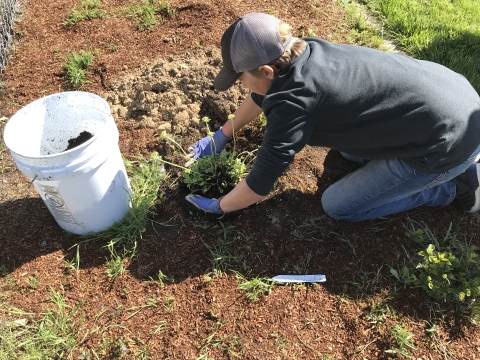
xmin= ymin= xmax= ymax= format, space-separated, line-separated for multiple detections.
xmin=66 ymin=0 xmax=106 ymax=25
xmin=197 ymin=321 xmax=244 ymax=359
xmin=63 ymin=50 xmax=93 ymax=89
xmin=152 ymin=320 xmax=168 ymax=336
xmin=105 ymin=241 xmax=129 ymax=279
xmin=365 ymin=301 xmax=391 ymax=325
xmin=270 ymin=332 xmax=288 ymax=350
xmin=390 ymin=265 xmax=414 ymax=288
xmin=27 ymin=275 xmax=40 ymax=290
xmin=65 ymin=245 xmax=81 ymax=275
xmin=385 ymin=324 xmax=416 ymax=358
xmin=130 ymin=0 xmax=175 ymax=31
xmin=148 ymin=270 xmax=174 ymax=287
xmin=125 ymin=297 xmax=158 ymax=320
xmin=158 ymin=0 xmax=175 ymax=18
xmin=235 ymin=272 xmax=274 ymax=302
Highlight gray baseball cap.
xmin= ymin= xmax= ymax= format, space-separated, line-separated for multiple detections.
xmin=213 ymin=12 xmax=293 ymax=91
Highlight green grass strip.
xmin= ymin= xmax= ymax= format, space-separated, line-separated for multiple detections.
xmin=360 ymin=0 xmax=480 ymax=93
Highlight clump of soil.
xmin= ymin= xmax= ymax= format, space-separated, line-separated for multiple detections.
xmin=104 ymin=49 xmax=248 ymax=137
xmin=64 ymin=131 xmax=93 ymax=151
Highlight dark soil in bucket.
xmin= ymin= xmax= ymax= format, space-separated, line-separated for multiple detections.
xmin=64 ymin=131 xmax=93 ymax=151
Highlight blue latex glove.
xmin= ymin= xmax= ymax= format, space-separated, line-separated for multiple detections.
xmin=187 ymin=127 xmax=231 ymax=163
xmin=185 ymin=194 xmax=224 ymax=214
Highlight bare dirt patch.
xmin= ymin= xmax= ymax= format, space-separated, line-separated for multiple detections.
xmin=1 ymin=0 xmax=480 ymax=359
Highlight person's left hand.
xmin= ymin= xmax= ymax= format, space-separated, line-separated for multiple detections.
xmin=185 ymin=194 xmax=224 ymax=214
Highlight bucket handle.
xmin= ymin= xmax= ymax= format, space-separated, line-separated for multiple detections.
xmin=29 ymin=175 xmax=38 ymax=188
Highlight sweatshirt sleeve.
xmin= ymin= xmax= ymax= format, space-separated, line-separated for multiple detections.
xmin=250 ymin=92 xmax=265 ymax=107
xmin=245 ymin=99 xmax=314 ymax=196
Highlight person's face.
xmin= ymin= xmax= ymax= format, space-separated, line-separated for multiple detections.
xmin=238 ymin=66 xmax=276 ymax=95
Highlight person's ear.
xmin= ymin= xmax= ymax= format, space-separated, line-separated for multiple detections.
xmin=258 ymin=65 xmax=276 ymax=79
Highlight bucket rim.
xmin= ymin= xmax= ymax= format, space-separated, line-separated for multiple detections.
xmin=3 ymin=91 xmax=112 ymax=159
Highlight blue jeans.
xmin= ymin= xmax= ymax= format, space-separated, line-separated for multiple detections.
xmin=321 ymin=145 xmax=480 ymax=222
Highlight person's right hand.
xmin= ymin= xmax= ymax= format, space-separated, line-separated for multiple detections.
xmin=185 ymin=127 xmax=231 ymax=167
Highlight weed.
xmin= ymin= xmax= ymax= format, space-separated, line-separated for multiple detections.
xmin=270 ymin=332 xmax=288 ymax=350
xmin=184 ymin=149 xmax=248 ymax=196
xmin=149 ymin=269 xmax=174 ymax=287
xmin=66 ymin=0 xmax=106 ymax=25
xmin=125 ymin=297 xmax=158 ymax=320
xmin=160 ymin=115 xmax=255 ymax=197
xmin=197 ymin=321 xmax=244 ymax=359
xmin=27 ymin=275 xmax=40 ymax=290
xmin=311 ymin=4 xmax=320 ymax=16
xmin=201 ymin=222 xmax=261 ymax=276
xmin=158 ymin=0 xmax=175 ymax=18
xmin=348 ymin=267 xmax=384 ymax=294
xmin=291 ymin=251 xmax=312 ymax=274
xmin=163 ymin=295 xmax=175 ymax=309
xmin=83 ymin=152 xmax=168 ymax=248
xmin=105 ymin=241 xmax=129 ymax=279
xmin=152 ymin=320 xmax=168 ymax=335
xmin=414 ymin=243 xmax=480 ymax=301
xmin=399 ymin=220 xmax=480 ymax=323
xmin=159 ymin=130 xmax=189 ymax=157
xmin=385 ymin=324 xmax=416 ymax=358
xmin=5 ymin=274 xmax=17 ymax=288
xmin=108 ymin=44 xmax=119 ymax=52
xmin=202 ymin=274 xmax=213 ymax=285
xmin=331 ymin=231 xmax=357 ymax=258
xmin=366 ymin=300 xmax=391 ymax=325
xmin=130 ymin=0 xmax=175 ymax=31
xmin=183 ymin=116 xmax=253 ymax=197
xmin=130 ymin=0 xmax=158 ymax=31
xmin=65 ymin=245 xmax=81 ymax=275
xmin=425 ymin=320 xmax=460 ymax=359
xmin=292 ymin=216 xmax=328 ymax=242
xmin=235 ymin=272 xmax=274 ymax=301
xmin=63 ymin=50 xmax=93 ymax=89
xmin=390 ymin=264 xmax=414 ymax=288
xmin=305 ymin=318 xmax=315 ymax=328
xmin=0 ymin=287 xmax=82 ymax=358
xmin=202 ymin=236 xmax=235 ymax=277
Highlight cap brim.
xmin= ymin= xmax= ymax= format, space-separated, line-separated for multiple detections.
xmin=213 ymin=67 xmax=242 ymax=91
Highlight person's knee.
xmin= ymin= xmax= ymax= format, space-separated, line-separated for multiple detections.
xmin=321 ymin=189 xmax=359 ymax=222
xmin=321 ymin=189 xmax=342 ymax=220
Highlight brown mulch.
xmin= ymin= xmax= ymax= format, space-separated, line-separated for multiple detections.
xmin=1 ymin=0 xmax=480 ymax=359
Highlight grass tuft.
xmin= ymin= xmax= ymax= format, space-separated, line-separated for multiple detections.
xmin=84 ymin=152 xmax=168 ymax=248
xmin=66 ymin=0 xmax=106 ymax=25
xmin=129 ymin=0 xmax=175 ymax=31
xmin=63 ymin=50 xmax=94 ymax=89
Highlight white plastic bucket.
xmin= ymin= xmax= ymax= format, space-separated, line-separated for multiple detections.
xmin=3 ymin=91 xmax=132 ymax=235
